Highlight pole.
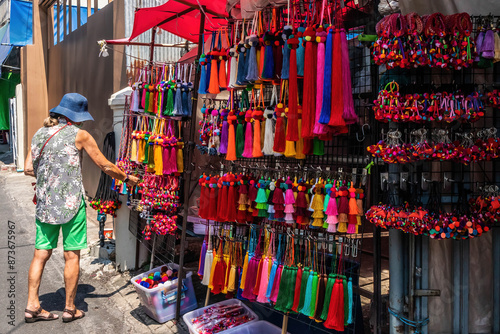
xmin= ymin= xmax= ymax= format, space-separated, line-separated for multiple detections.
xmin=175 ymin=8 xmax=206 ymax=320
xmin=149 ymin=26 xmax=157 ymax=84
xmin=150 ymin=233 xmax=157 ymax=270
xmin=204 ymin=287 xmax=210 ymax=306
xmin=281 ymin=314 xmax=289 ymax=334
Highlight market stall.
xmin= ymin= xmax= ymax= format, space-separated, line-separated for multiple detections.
xmin=101 ymin=0 xmax=500 ymax=332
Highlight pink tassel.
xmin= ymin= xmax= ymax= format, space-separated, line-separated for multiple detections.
xmin=270 ymin=265 xmax=283 ymax=302
xmin=347 ymin=222 xmax=356 ymax=234
xmin=169 ymin=146 xmax=178 ymax=174
xmin=325 ymin=194 xmax=338 ymax=215
xmin=242 ymin=257 xmax=259 ymax=301
xmin=162 ymin=147 xmax=170 ymax=175
xmin=241 ymin=122 xmax=254 ymax=158
xmin=327 ymin=215 xmax=338 ymax=233
xmin=256 ymin=257 xmax=270 ymax=303
xmin=340 ymin=29 xmax=357 ymax=124
xmin=314 ymin=29 xmax=329 ymax=136
xmin=285 ymin=189 xmax=295 ymax=204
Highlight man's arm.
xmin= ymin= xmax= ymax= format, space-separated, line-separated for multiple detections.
xmin=75 ymin=130 xmax=139 ymax=186
xmin=24 ymin=151 xmax=35 ymax=177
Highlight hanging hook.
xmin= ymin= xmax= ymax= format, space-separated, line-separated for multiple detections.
xmin=356 ymin=123 xmax=370 ymax=142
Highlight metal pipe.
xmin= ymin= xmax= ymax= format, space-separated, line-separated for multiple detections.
xmin=148 ymin=26 xmax=157 ymax=83
xmin=175 ymin=7 xmax=206 ymax=320
xmin=408 ymin=234 xmax=415 ymax=331
xmin=373 ymin=226 xmax=382 ymax=334
xmin=493 ymin=227 xmax=500 ymax=334
xmin=389 ymin=229 xmax=405 ymax=333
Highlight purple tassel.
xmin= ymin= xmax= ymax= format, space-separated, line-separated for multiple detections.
xmin=475 ymin=31 xmax=485 ymax=62
xmin=482 ymin=30 xmax=496 ymax=59
xmin=340 ymin=29 xmax=358 ymax=124
xmin=198 ymin=240 xmax=207 ymax=276
xmin=319 ymin=28 xmax=333 ymax=124
xmin=162 ymin=147 xmax=170 ymax=175
xmin=219 ymin=116 xmax=229 ymax=154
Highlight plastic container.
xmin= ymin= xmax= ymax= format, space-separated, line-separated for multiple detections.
xmin=224 ymin=321 xmax=290 ymax=334
xmin=131 ymin=263 xmax=198 ymax=323
xmin=182 ymin=299 xmax=259 ymax=334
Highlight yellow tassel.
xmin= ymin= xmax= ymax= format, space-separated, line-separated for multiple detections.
xmin=138 ymin=139 xmax=145 ymax=162
xmin=209 ymin=253 xmax=219 ymax=290
xmin=176 ymin=142 xmax=184 ymax=173
xmin=228 ymin=265 xmax=237 ymax=292
xmin=130 ymin=138 xmax=138 ymax=162
xmin=147 ymin=145 xmax=155 ymax=172
xmin=154 ymin=144 xmax=163 ymax=176
xmin=240 ymin=252 xmax=249 ymax=289
xmin=338 ymin=222 xmax=347 ymax=233
xmin=284 ymin=140 xmax=296 ymax=157
xmin=222 ymin=254 xmax=230 ymax=294
xmin=296 ymin=113 xmax=305 ymax=159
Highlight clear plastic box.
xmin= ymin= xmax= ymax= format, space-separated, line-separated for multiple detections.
xmin=131 ymin=263 xmax=198 ymax=323
xmin=224 ymin=321 xmax=290 ymax=334
xmin=182 ymin=298 xmax=259 ymax=334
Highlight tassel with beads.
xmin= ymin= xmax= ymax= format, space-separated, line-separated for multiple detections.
xmin=281 ymin=26 xmax=293 ymax=79
xmin=198 ymin=56 xmax=208 ymax=94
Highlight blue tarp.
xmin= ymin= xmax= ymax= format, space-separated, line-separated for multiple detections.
xmin=54 ymin=6 xmax=94 ymax=44
xmin=10 ymin=0 xmax=33 ymax=46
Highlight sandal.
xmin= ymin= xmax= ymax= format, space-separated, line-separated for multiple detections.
xmin=62 ymin=308 xmax=85 ymax=323
xmin=25 ymin=307 xmax=58 ymax=323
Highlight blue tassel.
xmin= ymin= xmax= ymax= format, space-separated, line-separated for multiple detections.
xmin=348 ymin=277 xmax=353 ymax=324
xmin=266 ymin=260 xmax=278 ymax=298
xmin=246 ymin=36 xmax=259 ymax=82
xmin=300 ymin=271 xmax=313 ymax=316
xmin=236 ymin=44 xmax=247 ymax=85
xmin=262 ymin=45 xmax=275 ymax=79
xmin=187 ymin=83 xmax=193 ymax=117
xmin=205 ymin=57 xmax=211 ymax=93
xmin=173 ymin=81 xmax=183 ymax=116
xmin=181 ymin=83 xmax=189 ymax=116
xmin=296 ymin=27 xmax=305 ymax=76
xmin=198 ymin=58 xmax=207 ymax=94
xmin=319 ymin=29 xmax=333 ymax=124
xmin=281 ymin=46 xmax=290 ymax=79
xmin=236 ymin=267 xmax=248 ymax=301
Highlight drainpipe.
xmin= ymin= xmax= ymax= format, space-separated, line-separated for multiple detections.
xmin=389 ymin=228 xmax=405 ymax=333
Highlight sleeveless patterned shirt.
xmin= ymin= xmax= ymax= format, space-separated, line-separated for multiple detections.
xmin=31 ymin=120 xmax=85 ymax=224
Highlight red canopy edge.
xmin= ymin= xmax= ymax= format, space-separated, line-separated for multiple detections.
xmin=105 ymin=0 xmax=228 ymax=44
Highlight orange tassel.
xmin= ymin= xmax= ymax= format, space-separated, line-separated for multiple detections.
xmin=208 ymin=51 xmax=220 ymax=94
xmin=226 ymin=111 xmax=237 ymax=160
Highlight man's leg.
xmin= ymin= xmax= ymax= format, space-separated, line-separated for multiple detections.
xmin=62 ymin=250 xmax=83 ymax=318
xmin=25 ymin=249 xmax=59 ymax=319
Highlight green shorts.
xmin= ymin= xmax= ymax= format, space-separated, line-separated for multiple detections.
xmin=35 ymin=199 xmax=87 ymax=251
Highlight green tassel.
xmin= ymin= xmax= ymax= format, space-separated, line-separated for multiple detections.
xmin=236 ymin=123 xmax=245 ymax=158
xmin=321 ymin=274 xmax=336 ymax=321
xmin=285 ymin=266 xmax=297 ymax=311
xmin=300 ymin=271 xmax=314 ymax=316
xmin=147 ymin=144 xmax=155 ymax=170
xmin=313 ymin=138 xmax=325 ymax=155
xmin=256 ymin=188 xmax=268 ymax=203
xmin=298 ymin=267 xmax=310 ymax=311
xmin=275 ymin=266 xmax=290 ymax=312
xmin=143 ymin=134 xmax=150 ymax=164
xmin=308 ymin=272 xmax=319 ymax=317
xmin=144 ymin=84 xmax=150 ymax=114
xmin=164 ymin=83 xmax=175 ymax=116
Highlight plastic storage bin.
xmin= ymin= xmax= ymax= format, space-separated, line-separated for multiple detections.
xmin=182 ymin=299 xmax=259 ymax=334
xmin=131 ymin=263 xmax=198 ymax=323
xmin=224 ymin=321 xmax=290 ymax=334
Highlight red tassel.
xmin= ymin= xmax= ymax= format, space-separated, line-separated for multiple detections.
xmin=291 ymin=267 xmax=303 ymax=312
xmin=218 ymin=180 xmax=228 ymax=222
xmin=301 ymin=27 xmax=316 ymax=139
xmin=329 ymin=30 xmax=345 ymax=127
xmin=198 ymin=179 xmax=208 ymax=219
xmin=207 ymin=178 xmax=218 ymax=221
xmin=219 ymin=49 xmax=227 ymax=89
xmin=226 ymin=175 xmax=237 ymax=222
xmin=324 ymin=278 xmax=344 ymax=330
xmin=287 ymin=36 xmax=300 ymax=141
xmin=273 ymin=104 xmax=286 ymax=153
xmin=303 ymin=138 xmax=314 ymax=155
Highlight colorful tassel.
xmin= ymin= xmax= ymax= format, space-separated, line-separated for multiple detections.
xmin=286 ymin=34 xmax=300 ymax=142
xmin=301 ymin=27 xmax=317 ymax=139
xmin=296 ymin=27 xmax=306 ymax=76
xmin=262 ymin=108 xmax=275 ymax=155
xmin=300 ymin=270 xmax=314 ymax=316
xmin=198 ymin=55 xmax=208 ymax=94
xmin=246 ymin=35 xmax=260 ymax=82
xmin=242 ymin=116 xmax=253 ymax=158
xmin=236 ymin=114 xmax=245 ymax=158
xmin=252 ymin=109 xmax=264 ymax=157
xmin=273 ymin=104 xmax=286 ymax=154
xmin=266 ymin=260 xmax=278 ymax=298
xmin=340 ymin=29 xmax=358 ymax=124
xmin=291 ymin=267 xmax=303 ymax=312
xmin=226 ymin=111 xmax=237 ymax=161
xmin=329 ymin=30 xmax=346 ymax=127
xmin=270 ymin=265 xmax=283 ymax=302
xmin=236 ymin=43 xmax=248 ymax=85
xmin=324 ymin=278 xmax=344 ymax=331
xmin=201 ymin=249 xmax=213 ymax=286
xmin=219 ymin=110 xmax=229 ymax=154
xmin=262 ymin=32 xmax=275 ymax=79
xmin=281 ymin=26 xmax=293 ymax=79
xmin=319 ymin=28 xmax=333 ymax=125
xmin=321 ymin=273 xmax=335 ymax=321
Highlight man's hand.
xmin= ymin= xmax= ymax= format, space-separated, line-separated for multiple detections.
xmin=126 ymin=175 xmax=140 ymax=186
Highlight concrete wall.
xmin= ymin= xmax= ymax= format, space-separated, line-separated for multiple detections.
xmin=24 ymin=0 xmax=127 ymax=197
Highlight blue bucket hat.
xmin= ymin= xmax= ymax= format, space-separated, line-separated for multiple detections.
xmin=50 ymin=93 xmax=94 ymax=122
